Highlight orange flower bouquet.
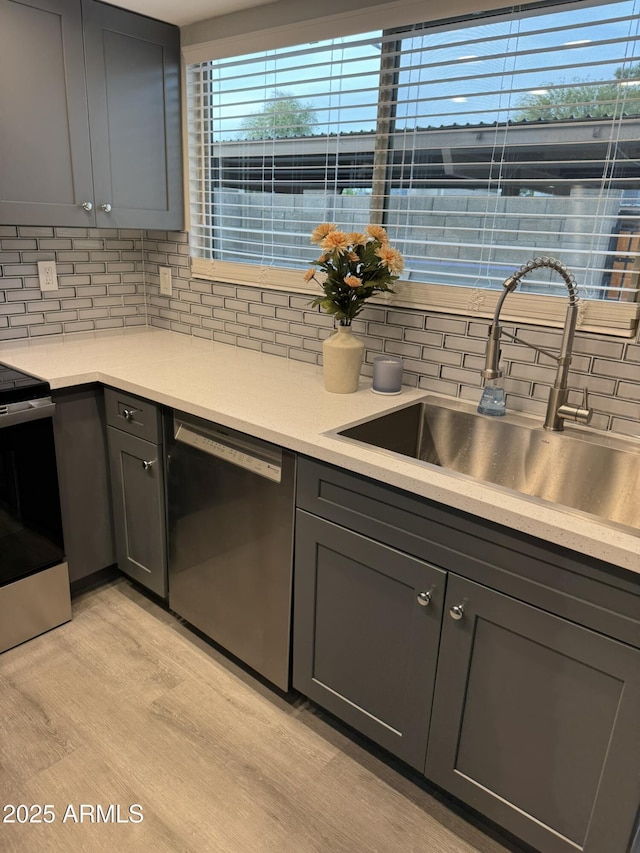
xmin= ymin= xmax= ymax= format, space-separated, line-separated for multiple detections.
xmin=304 ymin=223 xmax=403 ymax=325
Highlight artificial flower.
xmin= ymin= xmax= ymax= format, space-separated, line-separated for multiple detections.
xmin=306 ymin=222 xmax=403 ymax=324
xmin=310 ymin=223 xmax=337 ymax=244
xmin=320 ymin=230 xmax=350 ymax=254
xmin=344 ymin=275 xmax=362 ymax=288
xmin=346 ymin=232 xmax=367 ymax=246
xmin=365 ymin=224 xmax=389 ymax=244
xmin=375 ymin=245 xmax=405 ymax=275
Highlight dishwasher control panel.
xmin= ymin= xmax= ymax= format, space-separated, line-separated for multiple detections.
xmin=174 ymin=421 xmax=282 ymax=483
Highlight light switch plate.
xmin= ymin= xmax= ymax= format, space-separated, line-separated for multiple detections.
xmin=37 ymin=260 xmax=58 ymax=292
xmin=159 ymin=266 xmax=172 ymax=296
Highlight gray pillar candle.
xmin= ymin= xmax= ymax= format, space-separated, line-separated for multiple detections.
xmin=372 ymin=355 xmax=403 ymax=394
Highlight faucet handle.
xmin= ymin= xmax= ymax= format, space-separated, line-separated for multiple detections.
xmin=558 ymin=386 xmax=593 ymax=426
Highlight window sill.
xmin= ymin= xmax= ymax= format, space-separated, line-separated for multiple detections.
xmin=191 ymin=258 xmax=639 ymax=338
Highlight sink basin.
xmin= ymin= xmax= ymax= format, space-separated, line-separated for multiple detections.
xmin=335 ymin=396 xmax=640 ymax=533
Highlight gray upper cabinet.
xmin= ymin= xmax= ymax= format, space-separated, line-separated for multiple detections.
xmin=0 ymin=0 xmax=94 ymax=226
xmin=82 ymin=0 xmax=182 ymax=229
xmin=0 ymin=0 xmax=182 ymax=229
xmin=426 ymin=574 xmax=640 ymax=853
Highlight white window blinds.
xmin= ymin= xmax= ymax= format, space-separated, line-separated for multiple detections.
xmin=186 ymin=0 xmax=640 ymax=332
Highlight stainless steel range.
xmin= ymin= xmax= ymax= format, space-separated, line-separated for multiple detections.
xmin=0 ymin=363 xmax=71 ymax=653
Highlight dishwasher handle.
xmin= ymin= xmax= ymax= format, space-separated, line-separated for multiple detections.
xmin=173 ymin=417 xmax=282 ymax=483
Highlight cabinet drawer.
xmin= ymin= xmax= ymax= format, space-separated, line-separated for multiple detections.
xmin=297 ymin=457 xmax=640 ymax=649
xmin=105 ymin=387 xmax=161 ymax=443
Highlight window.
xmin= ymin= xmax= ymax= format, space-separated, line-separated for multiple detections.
xmin=186 ymin=0 xmax=640 ymax=335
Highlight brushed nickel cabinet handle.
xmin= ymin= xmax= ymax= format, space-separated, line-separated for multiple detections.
xmin=81 ymin=201 xmax=93 ymax=211
xmin=449 ymin=603 xmax=465 ymax=620
xmin=416 ymin=591 xmax=432 ymax=607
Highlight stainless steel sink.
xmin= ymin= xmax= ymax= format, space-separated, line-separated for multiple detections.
xmin=335 ymin=396 xmax=640 ymax=533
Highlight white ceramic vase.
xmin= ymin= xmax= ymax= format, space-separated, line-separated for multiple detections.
xmin=322 ymin=324 xmax=365 ymax=393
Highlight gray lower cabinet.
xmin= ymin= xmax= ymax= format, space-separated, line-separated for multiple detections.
xmin=107 ymin=427 xmax=166 ymax=598
xmin=105 ymin=388 xmax=166 ymax=598
xmin=294 ymin=457 xmax=640 ymax=853
xmin=426 ymin=574 xmax=640 ymax=853
xmin=0 ymin=0 xmax=182 ymax=229
xmin=52 ymin=385 xmax=116 ymax=583
xmin=293 ymin=509 xmax=445 ymax=770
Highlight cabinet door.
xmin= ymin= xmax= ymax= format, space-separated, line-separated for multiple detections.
xmin=293 ymin=510 xmax=446 ymax=770
xmin=426 ymin=574 xmax=640 ymax=853
xmin=0 ymin=0 xmax=94 ymax=226
xmin=53 ymin=386 xmax=116 ymax=583
xmin=107 ymin=427 xmax=166 ymax=598
xmin=82 ymin=0 xmax=182 ymax=230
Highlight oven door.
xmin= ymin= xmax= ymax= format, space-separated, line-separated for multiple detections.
xmin=0 ymin=402 xmax=65 ymax=587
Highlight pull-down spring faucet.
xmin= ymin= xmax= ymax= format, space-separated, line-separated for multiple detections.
xmin=481 ymin=257 xmax=592 ymax=431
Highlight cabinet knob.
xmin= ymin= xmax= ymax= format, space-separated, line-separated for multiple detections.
xmin=449 ymin=603 xmax=465 ymax=621
xmin=80 ymin=201 xmax=93 ymax=211
xmin=122 ymin=408 xmax=135 ymax=421
xmin=142 ymin=460 xmax=155 ymax=471
xmin=416 ymin=591 xmax=432 ymax=607
xmin=100 ymin=203 xmax=112 ymax=213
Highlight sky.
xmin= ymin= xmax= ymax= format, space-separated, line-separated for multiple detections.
xmin=202 ymin=0 xmax=640 ymax=139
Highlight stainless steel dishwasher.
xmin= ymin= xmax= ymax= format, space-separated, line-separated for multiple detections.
xmin=166 ymin=410 xmax=296 ymax=691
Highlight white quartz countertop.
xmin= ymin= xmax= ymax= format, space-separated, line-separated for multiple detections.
xmin=2 ymin=327 xmax=638 ymax=575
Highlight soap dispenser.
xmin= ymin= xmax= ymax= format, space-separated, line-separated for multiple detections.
xmin=477 ymin=377 xmax=506 ymax=416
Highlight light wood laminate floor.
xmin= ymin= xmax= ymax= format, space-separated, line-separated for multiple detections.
xmin=0 ymin=578 xmax=519 ymax=853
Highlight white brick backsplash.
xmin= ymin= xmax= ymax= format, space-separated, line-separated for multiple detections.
xmin=592 ymin=359 xmax=639 ymax=381
xmin=418 ymin=376 xmax=459 ymax=395
xmin=2 ymin=225 xmax=636 ymax=437
xmin=18 ymin=226 xmax=53 ymax=237
xmin=589 ymin=394 xmax=640 ymax=420
xmin=574 ymin=338 xmax=624 ymax=359
xmin=383 ymin=341 xmax=422 ymax=359
xmin=368 ymin=322 xmax=403 ymax=340
xmin=262 ymin=342 xmax=288 ymax=357
xmin=0 ymin=227 xmax=146 ymax=341
xmin=463 ymin=354 xmax=486 ymax=371
xmin=387 ymin=310 xmax=423 ymax=328
xmin=619 ymin=382 xmax=640 ymax=401
xmin=404 ymin=329 xmax=444 ymax=347
xmin=402 ymin=359 xmax=440 ymax=377
xmin=0 ymin=303 xmax=26 ymax=315
xmin=426 ymin=316 xmax=468 ymax=334
xmin=261 ymin=292 xmax=289 ymax=306
xmin=422 ymin=347 xmax=462 ymax=367
xmin=139 ymin=237 xmax=640 ymax=436
xmin=610 ymin=418 xmax=640 ymax=437
xmin=509 ymin=362 xmax=557 ymax=384
xmin=262 ymin=318 xmax=289 ymax=333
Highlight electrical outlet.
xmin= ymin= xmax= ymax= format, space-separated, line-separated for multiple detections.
xmin=159 ymin=266 xmax=172 ymax=296
xmin=37 ymin=260 xmax=58 ymax=292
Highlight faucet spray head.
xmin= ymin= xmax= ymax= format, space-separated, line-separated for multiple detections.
xmin=482 ymin=322 xmax=503 ymax=380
